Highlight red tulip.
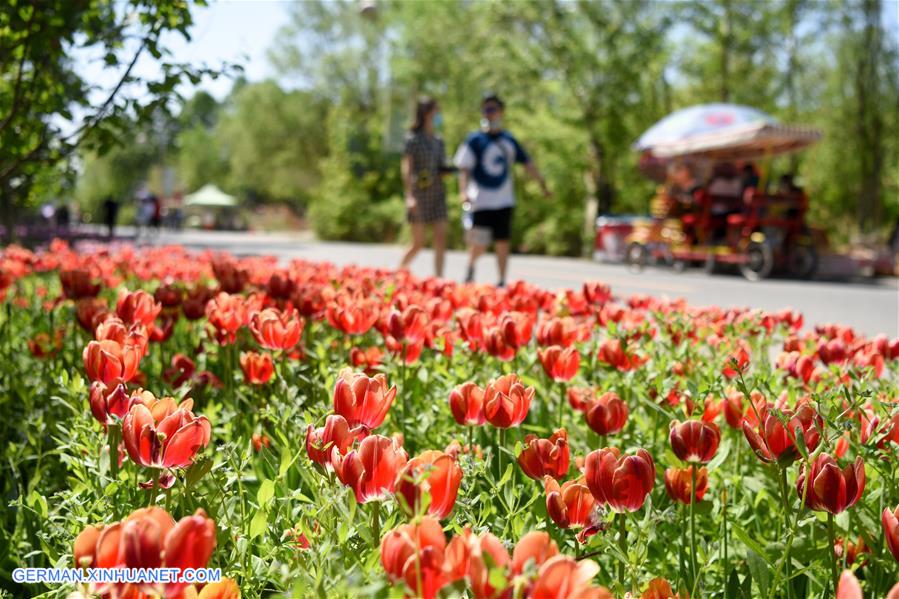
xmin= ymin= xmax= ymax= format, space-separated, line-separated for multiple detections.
xmin=89 ymin=381 xmax=134 ymax=426
xmin=883 ymin=505 xmax=899 ymax=561
xmin=642 ymin=578 xmax=688 ymax=599
xmin=528 ymin=555 xmax=611 ymax=599
xmin=27 ymin=329 xmax=64 ymax=359
xmin=183 ymin=285 xmax=213 ymax=321
xmin=544 ymin=476 xmax=597 ymax=533
xmin=484 ymin=327 xmax=516 ymax=361
xmin=154 ymin=282 xmax=184 ymax=308
xmin=722 ymin=345 xmax=750 ymax=378
xmin=60 ymin=267 xmax=101 ymax=299
xmin=121 ymin=398 xmax=211 ymax=484
xmin=584 ymin=447 xmax=655 ymax=512
xmin=511 ymin=531 xmax=559 ymax=575
xmin=444 ymin=528 xmax=510 ymax=599
xmin=396 ymin=450 xmax=463 ymax=519
xmin=333 ymin=434 xmax=408 ymax=504
xmin=76 ymin=297 xmax=109 ymax=331
xmin=835 ymin=570 xmax=862 ymax=599
xmin=518 ymin=429 xmax=570 ymax=480
xmin=449 ymin=382 xmax=486 ymax=426
xmin=350 ymin=346 xmax=385 ymax=374
xmin=742 ymin=402 xmax=822 ymax=464
xmin=584 ymin=392 xmax=629 ymax=436
xmin=597 ymin=338 xmax=645 ymax=371
xmin=326 ymin=294 xmax=380 ymax=335
xmin=456 ymin=308 xmax=485 ymax=350
xmin=796 ymin=454 xmax=865 ymax=514
xmin=240 ymin=351 xmax=274 ymax=385
xmin=669 ymin=420 xmax=721 ymax=464
xmin=116 ymin=289 xmax=162 ymax=327
xmin=500 ymin=311 xmax=534 ymax=349
xmin=266 ymin=271 xmax=295 ymax=300
xmin=567 ymin=387 xmax=595 ymax=413
xmin=73 ymin=507 xmax=215 ymax=598
xmin=95 ymin=317 xmax=149 ymax=358
xmin=484 ymin=374 xmax=534 ymax=429
xmin=333 ymin=367 xmax=397 ymax=430
xmin=380 ymin=517 xmax=449 ymax=599
xmin=305 ymin=415 xmax=359 ymax=469
xmin=250 ymin=307 xmax=303 ymax=350
xmin=211 ymin=257 xmax=249 ymax=293
xmin=538 ymin=345 xmax=580 ymax=382
xmin=83 ymin=339 xmax=141 ymax=385
xmin=536 ymin=317 xmax=580 ymax=348
xmin=664 ymin=466 xmax=708 ymax=505
xmin=387 ymin=305 xmax=428 ymax=343
xmin=205 ymin=292 xmax=251 ymax=345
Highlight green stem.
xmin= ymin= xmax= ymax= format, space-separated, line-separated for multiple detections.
xmin=723 ymin=486 xmax=730 ymax=584
xmin=400 ymin=342 xmax=408 ymax=440
xmin=107 ymin=422 xmax=121 ymax=480
xmin=827 ymin=512 xmax=838 ymax=595
xmin=496 ymin=427 xmax=505 ymax=479
xmin=778 ymin=466 xmax=793 ymax=599
xmin=557 ymin=381 xmax=564 ymax=431
xmin=617 ymin=512 xmax=628 ymax=593
xmin=370 ymin=501 xmax=381 ymax=546
xmin=690 ymin=465 xmax=698 ymax=587
xmin=468 ymin=426 xmax=474 ymax=456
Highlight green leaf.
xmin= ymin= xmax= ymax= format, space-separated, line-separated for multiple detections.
xmin=257 ymin=479 xmax=275 ymax=506
xmin=731 ymin=523 xmax=772 ymax=565
xmin=747 ymin=549 xmax=769 ymax=597
xmin=249 ymin=509 xmax=268 ymax=539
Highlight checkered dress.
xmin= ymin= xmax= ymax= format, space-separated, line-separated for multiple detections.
xmin=404 ymin=131 xmax=448 ymax=223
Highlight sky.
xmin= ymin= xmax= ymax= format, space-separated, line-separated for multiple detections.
xmin=162 ymin=1 xmax=290 ymax=99
xmin=75 ymin=1 xmax=291 ymax=107
xmin=75 ymin=0 xmax=899 ymax=109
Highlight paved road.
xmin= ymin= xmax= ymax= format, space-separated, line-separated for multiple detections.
xmin=136 ymin=229 xmax=898 ymax=337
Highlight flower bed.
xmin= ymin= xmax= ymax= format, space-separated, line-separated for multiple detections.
xmin=1 ymin=239 xmax=898 ymax=598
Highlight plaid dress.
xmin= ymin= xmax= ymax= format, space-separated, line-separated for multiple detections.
xmin=404 ymin=131 xmax=448 ymax=223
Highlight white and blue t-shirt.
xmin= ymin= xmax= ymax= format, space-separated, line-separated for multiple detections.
xmin=453 ymin=130 xmax=530 ymax=211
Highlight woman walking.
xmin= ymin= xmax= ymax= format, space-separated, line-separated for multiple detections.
xmin=400 ymin=96 xmax=450 ymax=278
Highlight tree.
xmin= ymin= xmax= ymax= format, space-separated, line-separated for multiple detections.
xmin=214 ymin=81 xmax=329 ymax=206
xmin=0 ymin=0 xmax=228 ymax=237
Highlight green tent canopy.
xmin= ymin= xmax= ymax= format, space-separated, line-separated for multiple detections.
xmin=184 ymin=184 xmax=238 ymax=207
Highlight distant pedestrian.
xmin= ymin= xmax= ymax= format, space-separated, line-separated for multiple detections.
xmin=454 ymin=93 xmax=550 ymax=287
xmin=399 ymin=96 xmax=452 ymax=278
xmin=102 ymin=196 xmax=119 ymax=239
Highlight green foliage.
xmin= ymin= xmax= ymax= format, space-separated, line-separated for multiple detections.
xmin=0 ymin=0 xmax=232 ymax=232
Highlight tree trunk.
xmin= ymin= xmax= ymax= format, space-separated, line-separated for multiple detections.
xmin=853 ymin=0 xmax=884 ymax=234
xmin=719 ymin=0 xmax=733 ymax=102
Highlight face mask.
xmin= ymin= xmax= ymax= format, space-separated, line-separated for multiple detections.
xmin=432 ymin=112 xmax=443 ymax=129
xmin=480 ymin=116 xmax=503 ymax=131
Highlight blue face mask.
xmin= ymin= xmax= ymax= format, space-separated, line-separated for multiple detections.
xmin=432 ymin=112 xmax=443 ymax=129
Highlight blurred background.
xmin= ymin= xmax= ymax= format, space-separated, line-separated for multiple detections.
xmin=1 ymin=0 xmax=897 ymax=258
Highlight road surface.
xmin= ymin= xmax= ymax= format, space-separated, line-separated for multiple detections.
xmin=132 ymin=229 xmax=898 ymax=338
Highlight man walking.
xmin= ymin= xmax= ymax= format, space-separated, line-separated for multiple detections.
xmin=454 ymin=94 xmax=551 ymax=287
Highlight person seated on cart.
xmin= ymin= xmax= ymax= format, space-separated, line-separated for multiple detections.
xmin=667 ymin=162 xmax=709 ymax=244
xmin=707 ymin=162 xmax=742 ymax=242
xmin=777 ymin=174 xmax=808 ymax=220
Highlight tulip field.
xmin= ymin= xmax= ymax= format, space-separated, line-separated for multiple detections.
xmin=2 ymin=239 xmax=899 ymax=599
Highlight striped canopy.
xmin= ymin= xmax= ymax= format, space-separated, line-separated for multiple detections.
xmin=635 ymin=103 xmax=820 ymax=160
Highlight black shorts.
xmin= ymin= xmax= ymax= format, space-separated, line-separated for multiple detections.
xmin=471 ymin=207 xmax=513 ymax=241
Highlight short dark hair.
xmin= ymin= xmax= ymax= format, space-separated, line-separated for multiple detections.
xmin=481 ymin=93 xmax=504 ymax=109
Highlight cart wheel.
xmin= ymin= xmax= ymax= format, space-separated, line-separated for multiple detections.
xmin=626 ymin=243 xmax=647 ymax=273
xmin=672 ymin=258 xmax=688 ymax=273
xmin=788 ymin=245 xmax=818 ymax=279
xmin=740 ymin=242 xmax=773 ymax=281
